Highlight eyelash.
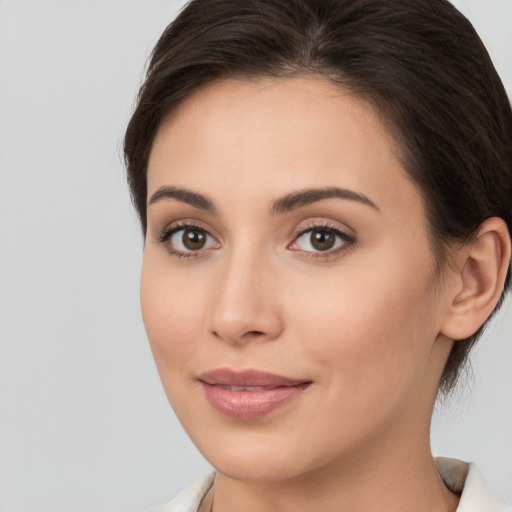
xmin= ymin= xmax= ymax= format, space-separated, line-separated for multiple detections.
xmin=156 ymin=221 xmax=356 ymax=260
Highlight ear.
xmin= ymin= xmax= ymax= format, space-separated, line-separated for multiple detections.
xmin=440 ymin=217 xmax=511 ymax=340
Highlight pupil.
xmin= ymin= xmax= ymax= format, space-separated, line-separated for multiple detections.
xmin=183 ymin=229 xmax=206 ymax=250
xmin=311 ymin=230 xmax=335 ymax=251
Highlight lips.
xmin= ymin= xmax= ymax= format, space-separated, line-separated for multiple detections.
xmin=198 ymin=368 xmax=312 ymax=420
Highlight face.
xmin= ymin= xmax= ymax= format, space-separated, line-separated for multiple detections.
xmin=142 ymin=77 xmax=454 ymax=483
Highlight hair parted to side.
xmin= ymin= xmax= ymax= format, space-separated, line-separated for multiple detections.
xmin=124 ymin=0 xmax=512 ymax=393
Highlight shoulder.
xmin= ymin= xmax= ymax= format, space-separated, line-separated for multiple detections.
xmin=148 ymin=473 xmax=215 ymax=512
xmin=435 ymin=457 xmax=511 ymax=512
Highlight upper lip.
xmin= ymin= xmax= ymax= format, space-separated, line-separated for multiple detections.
xmin=199 ymin=368 xmax=311 ymax=388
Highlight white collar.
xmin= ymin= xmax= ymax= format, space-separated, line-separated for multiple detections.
xmin=435 ymin=457 xmax=509 ymax=511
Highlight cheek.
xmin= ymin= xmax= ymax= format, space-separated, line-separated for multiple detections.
xmin=280 ymin=274 xmax=438 ymax=458
xmin=140 ymin=257 xmax=207 ymax=373
xmin=288 ymin=255 xmax=438 ymax=394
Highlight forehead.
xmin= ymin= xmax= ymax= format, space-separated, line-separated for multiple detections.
xmin=147 ymin=76 xmax=423 ymax=222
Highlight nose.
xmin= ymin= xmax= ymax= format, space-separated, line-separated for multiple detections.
xmin=208 ymin=248 xmax=284 ymax=346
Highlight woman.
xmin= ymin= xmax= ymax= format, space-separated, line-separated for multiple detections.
xmin=124 ymin=0 xmax=512 ymax=510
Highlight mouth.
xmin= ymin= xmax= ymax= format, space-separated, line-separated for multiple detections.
xmin=198 ymin=368 xmax=312 ymax=420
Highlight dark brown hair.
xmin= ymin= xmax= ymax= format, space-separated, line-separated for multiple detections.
xmin=124 ymin=0 xmax=512 ymax=393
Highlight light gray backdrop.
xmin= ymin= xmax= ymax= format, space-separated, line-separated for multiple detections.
xmin=0 ymin=1 xmax=511 ymax=511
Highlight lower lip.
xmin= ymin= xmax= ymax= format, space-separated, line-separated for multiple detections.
xmin=201 ymin=382 xmax=310 ymax=420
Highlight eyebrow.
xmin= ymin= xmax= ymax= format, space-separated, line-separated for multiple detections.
xmin=269 ymin=187 xmax=379 ymax=214
xmin=148 ymin=185 xmax=379 ymax=214
xmin=148 ymin=186 xmax=216 ymax=211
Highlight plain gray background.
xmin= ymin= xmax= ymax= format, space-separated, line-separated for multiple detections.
xmin=0 ymin=1 xmax=511 ymax=510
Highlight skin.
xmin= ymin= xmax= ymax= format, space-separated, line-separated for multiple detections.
xmin=141 ymin=76 xmax=508 ymax=512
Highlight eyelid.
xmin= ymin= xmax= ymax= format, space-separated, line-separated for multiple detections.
xmin=154 ymin=219 xmax=216 ymax=242
xmin=291 ymin=218 xmax=355 ymax=240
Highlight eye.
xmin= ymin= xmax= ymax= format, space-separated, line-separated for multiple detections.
xmin=290 ymin=226 xmax=353 ymax=253
xmin=161 ymin=225 xmax=219 ymax=255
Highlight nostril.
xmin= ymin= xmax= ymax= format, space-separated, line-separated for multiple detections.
xmin=209 ymin=306 xmax=283 ymax=344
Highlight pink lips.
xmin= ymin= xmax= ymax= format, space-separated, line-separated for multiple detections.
xmin=199 ymin=368 xmax=311 ymax=420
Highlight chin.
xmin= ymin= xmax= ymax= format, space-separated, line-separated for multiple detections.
xmin=208 ymin=451 xmax=308 ymax=482
xmin=187 ymin=422 xmax=338 ymax=484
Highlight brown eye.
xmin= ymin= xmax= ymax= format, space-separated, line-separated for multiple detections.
xmin=291 ymin=226 xmax=352 ymax=254
xmin=167 ymin=226 xmax=218 ymax=254
xmin=310 ymin=230 xmax=336 ymax=251
xmin=182 ymin=229 xmax=207 ymax=250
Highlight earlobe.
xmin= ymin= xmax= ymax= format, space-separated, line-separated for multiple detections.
xmin=440 ymin=217 xmax=511 ymax=340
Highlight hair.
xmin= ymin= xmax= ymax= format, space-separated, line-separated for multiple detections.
xmin=124 ymin=0 xmax=512 ymax=393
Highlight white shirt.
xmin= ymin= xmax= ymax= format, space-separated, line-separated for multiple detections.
xmin=151 ymin=457 xmax=510 ymax=512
